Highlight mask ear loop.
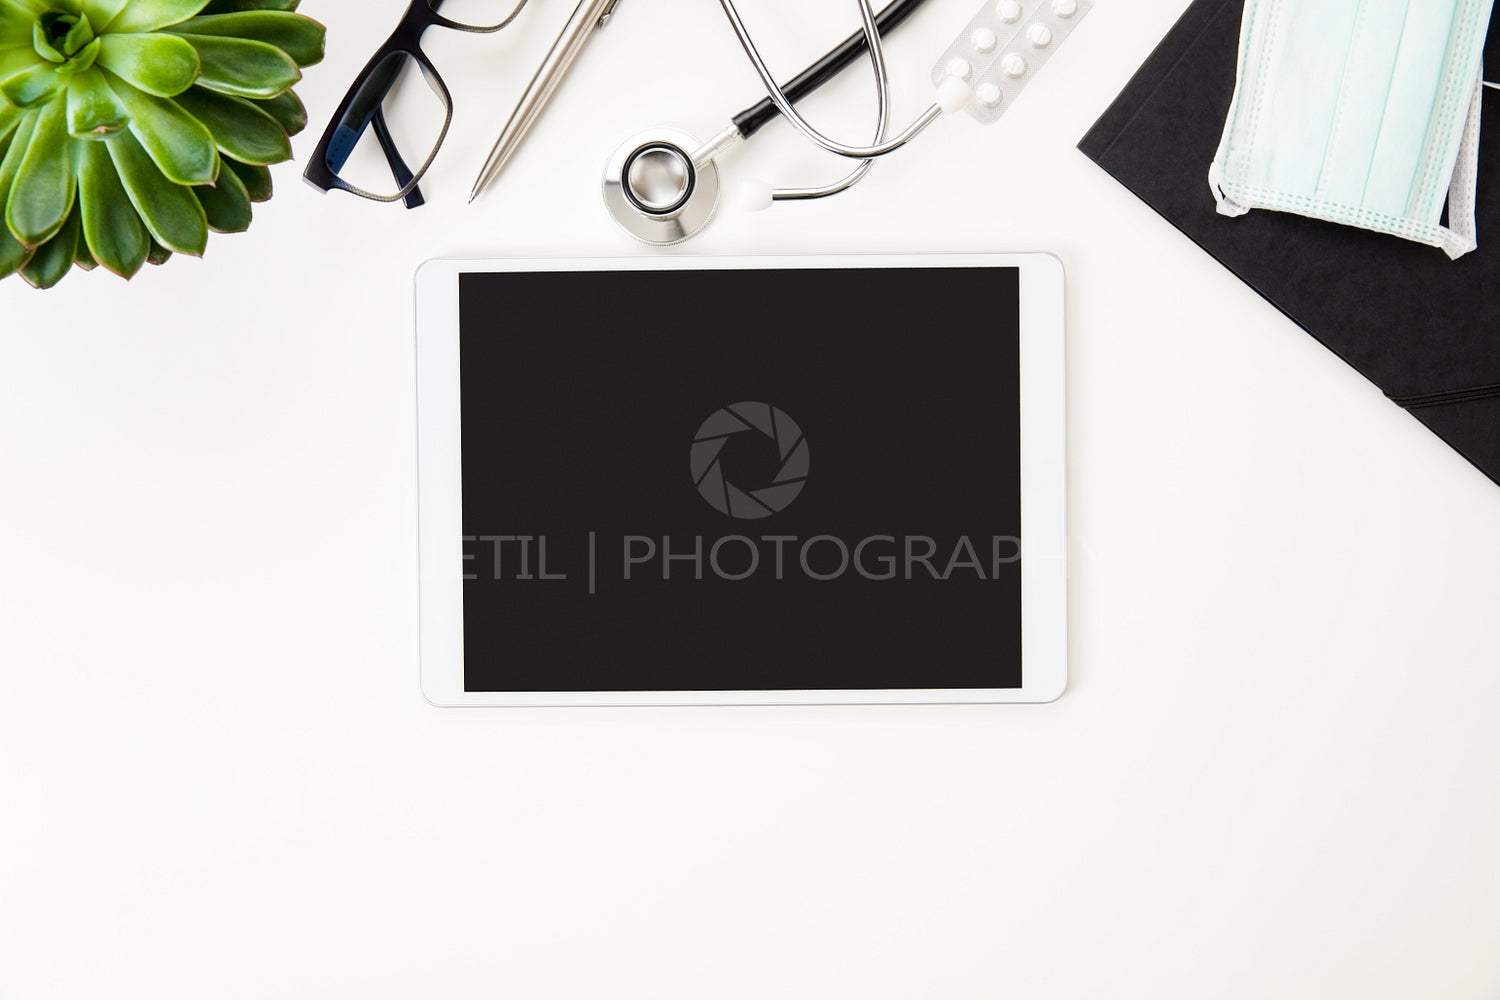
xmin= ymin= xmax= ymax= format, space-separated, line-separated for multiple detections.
xmin=1436 ymin=73 xmax=1486 ymax=259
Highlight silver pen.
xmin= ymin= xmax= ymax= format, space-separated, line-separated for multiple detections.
xmin=469 ymin=0 xmax=623 ymax=203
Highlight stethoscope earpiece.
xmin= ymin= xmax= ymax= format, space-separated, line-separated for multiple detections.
xmin=737 ymin=180 xmax=775 ymax=213
xmin=603 ymin=128 xmax=721 ymax=246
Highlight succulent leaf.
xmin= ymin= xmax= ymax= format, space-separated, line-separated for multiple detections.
xmin=0 ymin=104 xmax=33 ymax=275
xmin=108 ymin=0 xmax=210 ymax=34
xmin=60 ymin=35 xmax=100 ymax=73
xmin=0 ymin=102 xmax=34 ymax=189
xmin=65 ymin=65 xmax=127 ymax=136
xmin=145 ymin=235 xmax=170 ymax=264
xmin=79 ymin=0 xmax=128 ymax=27
xmin=6 ymin=95 xmax=75 ymax=245
xmin=1 ymin=43 xmax=42 ymax=78
xmin=1 ymin=60 xmax=61 ymax=105
xmin=193 ymin=153 xmax=247 ymax=231
xmin=0 ymin=99 xmax=19 ymax=141
xmin=106 ymin=127 xmax=206 ymax=255
xmin=175 ymin=32 xmax=295 ymax=98
xmin=0 ymin=219 xmax=31 ymax=275
xmin=77 ymin=136 xmax=146 ymax=274
xmin=174 ymin=84 xmax=284 ymax=164
xmin=2 ymin=14 xmax=33 ymax=47
xmin=222 ymin=153 xmax=266 ymax=200
xmin=254 ymin=85 xmax=301 ymax=135
xmin=203 ymin=0 xmax=298 ymax=12
xmin=106 ymin=70 xmax=218 ymax=184
xmin=30 ymin=10 xmax=94 ymax=62
xmin=19 ymin=194 xmax=78 ymax=287
xmin=170 ymin=11 xmax=322 ymax=67
xmin=63 ymin=14 xmax=97 ymax=54
xmin=97 ymin=31 xmax=199 ymax=96
xmin=3 ymin=0 xmax=56 ymax=16
xmin=74 ymin=223 xmax=98 ymax=269
xmin=33 ymin=20 xmax=66 ymax=62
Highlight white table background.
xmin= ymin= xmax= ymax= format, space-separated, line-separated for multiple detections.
xmin=4 ymin=1 xmax=1499 ymax=997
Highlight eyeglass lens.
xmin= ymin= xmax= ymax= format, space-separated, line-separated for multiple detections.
xmin=426 ymin=0 xmax=530 ymax=32
xmin=326 ymin=51 xmax=449 ymax=200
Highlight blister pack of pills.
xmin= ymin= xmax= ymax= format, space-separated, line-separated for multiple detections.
xmin=930 ymin=0 xmax=1092 ymax=124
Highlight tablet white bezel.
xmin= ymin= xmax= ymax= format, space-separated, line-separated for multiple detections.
xmin=415 ymin=253 xmax=1067 ymax=706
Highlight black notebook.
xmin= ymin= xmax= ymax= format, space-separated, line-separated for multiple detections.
xmin=1079 ymin=0 xmax=1500 ymax=488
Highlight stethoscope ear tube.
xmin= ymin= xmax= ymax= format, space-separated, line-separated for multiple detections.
xmin=729 ymin=0 xmax=932 ymax=139
xmin=719 ymin=0 xmax=941 ymax=161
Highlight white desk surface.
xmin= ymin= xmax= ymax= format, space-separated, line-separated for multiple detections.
xmin=4 ymin=1 xmax=1499 ymax=997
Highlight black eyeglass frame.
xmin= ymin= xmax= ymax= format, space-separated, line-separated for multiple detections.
xmin=303 ymin=0 xmax=529 ymax=209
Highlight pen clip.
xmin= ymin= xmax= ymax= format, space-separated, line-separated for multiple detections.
xmin=598 ymin=0 xmax=622 ymax=27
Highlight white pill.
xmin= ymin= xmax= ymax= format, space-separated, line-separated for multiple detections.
xmin=1052 ymin=0 xmax=1077 ymax=15
xmin=1027 ymin=23 xmax=1053 ymax=47
xmin=976 ymin=83 xmax=1002 ymax=108
xmin=971 ymin=27 xmax=997 ymax=53
xmin=996 ymin=0 xmax=1022 ymax=22
xmin=946 ymin=56 xmax=972 ymax=81
xmin=1001 ymin=52 xmax=1027 ymax=77
xmin=935 ymin=75 xmax=973 ymax=113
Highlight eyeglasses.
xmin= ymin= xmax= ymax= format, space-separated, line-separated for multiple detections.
xmin=304 ymin=0 xmax=529 ymax=209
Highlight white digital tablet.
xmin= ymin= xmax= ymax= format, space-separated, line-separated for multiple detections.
xmin=415 ymin=254 xmax=1067 ymax=706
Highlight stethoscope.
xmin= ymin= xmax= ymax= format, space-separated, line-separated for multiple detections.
xmin=602 ymin=0 xmax=967 ymax=245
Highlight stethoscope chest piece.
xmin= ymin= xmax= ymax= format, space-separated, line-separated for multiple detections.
xmin=603 ymin=128 xmax=720 ymax=245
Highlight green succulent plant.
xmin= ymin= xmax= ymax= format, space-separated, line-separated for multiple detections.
xmin=0 ymin=0 xmax=324 ymax=288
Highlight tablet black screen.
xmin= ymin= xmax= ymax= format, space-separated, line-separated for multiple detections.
xmin=458 ymin=266 xmax=1023 ymax=692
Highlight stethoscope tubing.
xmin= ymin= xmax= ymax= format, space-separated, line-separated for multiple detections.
xmin=727 ymin=0 xmax=932 ymax=140
xmin=771 ymin=0 xmax=891 ymax=200
xmin=717 ymin=0 xmax=942 ymax=159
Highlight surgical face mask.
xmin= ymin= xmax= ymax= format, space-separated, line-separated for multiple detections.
xmin=1209 ymin=0 xmax=1496 ymax=259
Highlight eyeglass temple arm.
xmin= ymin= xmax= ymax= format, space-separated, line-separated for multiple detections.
xmin=371 ymin=107 xmax=426 ymax=210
